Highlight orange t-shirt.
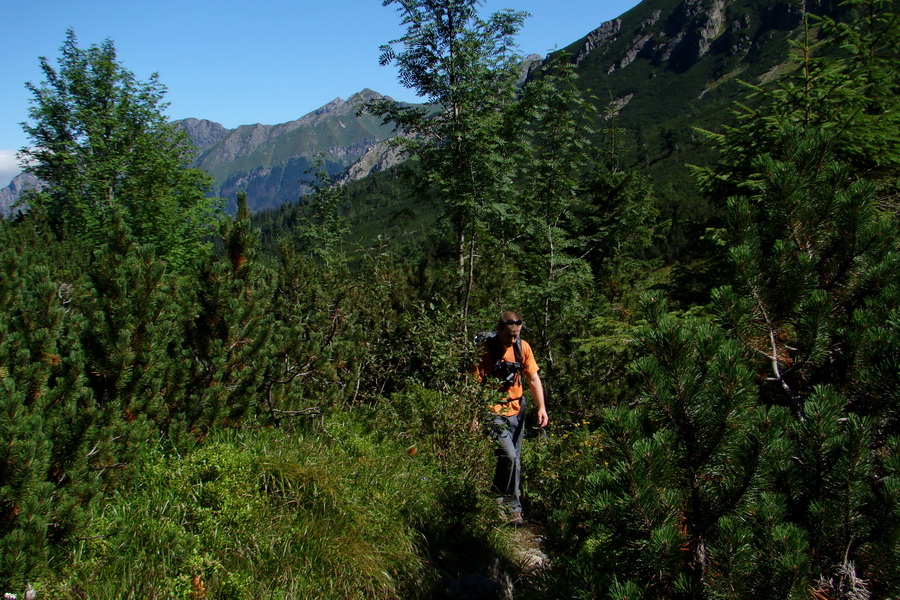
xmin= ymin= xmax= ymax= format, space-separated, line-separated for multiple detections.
xmin=475 ymin=338 xmax=539 ymax=417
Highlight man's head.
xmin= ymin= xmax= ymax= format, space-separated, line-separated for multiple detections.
xmin=496 ymin=310 xmax=523 ymax=347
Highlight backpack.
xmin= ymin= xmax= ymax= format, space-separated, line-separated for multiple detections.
xmin=474 ymin=331 xmax=524 ymax=392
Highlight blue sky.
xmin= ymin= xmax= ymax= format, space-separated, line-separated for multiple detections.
xmin=1 ymin=0 xmax=641 ymax=186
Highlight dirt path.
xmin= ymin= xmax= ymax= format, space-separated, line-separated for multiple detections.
xmin=507 ymin=523 xmax=550 ymax=576
xmin=444 ymin=522 xmax=551 ymax=599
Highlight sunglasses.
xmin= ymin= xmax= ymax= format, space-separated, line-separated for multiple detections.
xmin=502 ymin=319 xmax=523 ymax=326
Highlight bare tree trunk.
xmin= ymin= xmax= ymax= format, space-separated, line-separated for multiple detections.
xmin=461 ymin=219 xmax=477 ymax=331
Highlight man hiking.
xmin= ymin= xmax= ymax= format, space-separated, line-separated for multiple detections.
xmin=474 ymin=311 xmax=549 ymax=526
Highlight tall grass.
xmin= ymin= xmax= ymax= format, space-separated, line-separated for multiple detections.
xmin=33 ymin=407 xmax=502 ymax=600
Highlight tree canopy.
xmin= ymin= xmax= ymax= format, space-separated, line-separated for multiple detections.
xmin=20 ymin=29 xmax=223 ymax=270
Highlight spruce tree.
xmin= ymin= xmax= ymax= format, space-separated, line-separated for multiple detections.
xmin=708 ymin=128 xmax=897 ymax=411
xmin=572 ymin=297 xmax=789 ymax=598
xmin=77 ymin=207 xmax=192 ymax=453
xmin=692 ymin=1 xmax=900 ymax=592
xmin=183 ymin=192 xmax=276 ymax=429
xmin=554 ymin=3 xmax=900 ymax=597
xmin=296 ymin=160 xmax=350 ymax=265
xmin=510 ymin=56 xmax=597 ymax=374
xmin=695 ymin=0 xmax=899 ymax=206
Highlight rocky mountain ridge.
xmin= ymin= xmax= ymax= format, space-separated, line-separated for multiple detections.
xmin=1 ymin=89 xmax=401 ymax=215
xmin=0 ymin=171 xmax=41 ymax=216
xmin=568 ymin=0 xmax=807 ymax=73
xmin=180 ymin=88 xmax=400 ymax=212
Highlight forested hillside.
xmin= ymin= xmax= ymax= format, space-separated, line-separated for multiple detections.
xmin=2 ymin=1 xmax=899 ymax=598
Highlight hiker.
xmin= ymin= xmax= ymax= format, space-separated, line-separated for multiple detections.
xmin=474 ymin=311 xmax=548 ymax=526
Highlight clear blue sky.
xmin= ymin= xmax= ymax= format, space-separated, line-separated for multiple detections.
xmin=1 ymin=0 xmax=641 ymax=186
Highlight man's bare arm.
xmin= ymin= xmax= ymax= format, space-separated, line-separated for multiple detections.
xmin=528 ymin=372 xmax=549 ymax=428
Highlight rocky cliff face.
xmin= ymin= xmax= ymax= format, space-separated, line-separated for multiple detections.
xmin=337 ymin=140 xmax=408 ymax=187
xmin=569 ymin=0 xmax=806 ymax=75
xmin=527 ymin=0 xmax=814 ymax=143
xmin=177 ymin=118 xmax=230 ymax=149
xmin=0 ymin=172 xmax=42 ymax=216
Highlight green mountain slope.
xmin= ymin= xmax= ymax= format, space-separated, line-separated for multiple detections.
xmin=550 ymin=0 xmax=817 ymax=254
xmin=179 ymin=89 xmax=400 ymax=212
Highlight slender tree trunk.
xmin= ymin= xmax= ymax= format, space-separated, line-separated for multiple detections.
xmin=461 ymin=216 xmax=478 ymax=327
xmin=542 ymin=219 xmax=556 ymax=370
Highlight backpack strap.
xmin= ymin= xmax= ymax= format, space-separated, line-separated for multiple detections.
xmin=485 ymin=334 xmax=523 ymax=364
xmin=512 ymin=339 xmax=523 ymax=387
xmin=484 ymin=335 xmax=524 ymax=390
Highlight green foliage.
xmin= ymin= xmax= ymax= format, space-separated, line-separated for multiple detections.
xmin=506 ymin=56 xmax=598 ymax=381
xmin=20 ymin=30 xmax=223 ymax=270
xmin=696 ymin=0 xmax=900 ymax=460
xmin=0 ymin=218 xmax=94 ymax=591
xmin=78 ymin=210 xmax=193 ymax=465
xmin=707 ymin=491 xmax=810 ymax=599
xmin=531 ymin=299 xmax=815 ymax=600
xmin=31 ymin=424 xmax=478 ymax=599
xmin=709 ymin=127 xmax=899 ymax=411
xmin=4 ymin=1 xmax=900 ymax=598
xmin=368 ymin=0 xmax=529 ymax=320
xmin=339 ymin=250 xmax=477 ymax=405
xmin=251 ymin=161 xmax=436 ymax=260
xmin=532 ymin=5 xmax=900 ymax=597
xmin=790 ymin=0 xmax=900 ymax=177
xmin=577 ymin=169 xmax=661 ymax=306
xmin=594 ymin=300 xmax=779 ymax=597
xmin=694 ymin=0 xmax=900 ymax=203
xmin=852 ymin=284 xmax=900 ymax=432
xmin=515 ymin=153 xmax=660 ymax=416
xmin=295 ymin=159 xmax=351 ymax=264
xmin=783 ymin=389 xmax=874 ymax=555
xmin=520 ymin=416 xmax=604 ymax=526
xmin=499 ymin=57 xmax=663 ymax=415
xmin=181 ymin=217 xmax=276 ymax=428
xmin=376 ymin=382 xmax=490 ymax=481
xmin=694 ymin=1 xmax=900 ymax=594
xmin=0 ymin=195 xmax=404 ymax=588
xmin=261 ymin=240 xmax=364 ymax=415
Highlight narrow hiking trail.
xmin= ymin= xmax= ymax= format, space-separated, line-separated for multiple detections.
xmin=445 ymin=522 xmax=551 ymax=599
xmin=508 ymin=523 xmax=550 ymax=577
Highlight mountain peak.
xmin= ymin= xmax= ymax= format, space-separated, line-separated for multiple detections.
xmin=305 ymin=89 xmax=390 ymax=121
xmin=313 ymin=97 xmax=348 ymax=116
xmin=176 ymin=118 xmax=230 ymax=150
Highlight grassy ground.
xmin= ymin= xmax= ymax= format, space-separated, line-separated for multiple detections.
xmin=32 ymin=405 xmax=519 ymax=600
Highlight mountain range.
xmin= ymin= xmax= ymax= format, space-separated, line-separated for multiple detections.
xmin=176 ymin=88 xmax=402 ymax=212
xmin=0 ymin=89 xmax=402 ymax=215
xmin=1 ymin=0 xmax=823 ymax=217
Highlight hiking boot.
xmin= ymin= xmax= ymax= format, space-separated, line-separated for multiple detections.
xmin=507 ymin=510 xmax=525 ymax=527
